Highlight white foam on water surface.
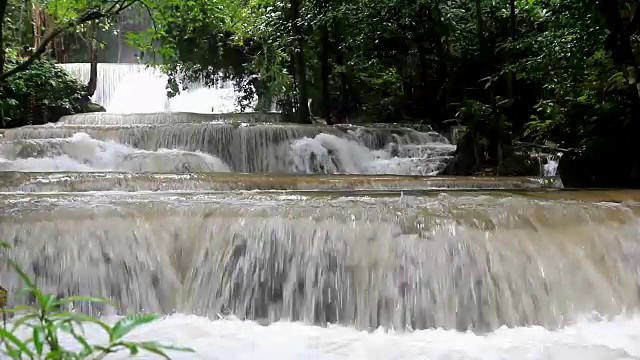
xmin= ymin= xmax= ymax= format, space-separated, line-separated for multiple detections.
xmin=0 ymin=132 xmax=231 ymax=173
xmin=286 ymin=133 xmax=455 ymax=176
xmin=544 ymin=156 xmax=560 ymax=177
xmin=22 ymin=314 xmax=640 ymax=359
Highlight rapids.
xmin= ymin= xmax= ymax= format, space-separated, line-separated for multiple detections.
xmin=0 ymin=116 xmax=457 ymax=175
xmin=1 ymin=63 xmax=627 ymax=359
xmin=2 ymin=190 xmax=640 ymax=359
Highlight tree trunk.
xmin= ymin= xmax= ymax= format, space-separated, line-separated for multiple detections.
xmin=117 ymin=21 xmax=123 ymax=63
xmin=290 ymin=0 xmax=310 ymax=123
xmin=506 ymin=0 xmax=515 ymax=99
xmin=0 ymin=0 xmax=6 ymax=125
xmin=432 ymin=0 xmax=448 ymax=117
xmin=333 ymin=0 xmax=349 ymax=121
xmin=33 ymin=3 xmax=44 ymax=49
xmin=0 ymin=0 xmax=8 ymax=76
xmin=86 ymin=20 xmax=98 ymax=97
xmin=319 ymin=1 xmax=331 ymax=122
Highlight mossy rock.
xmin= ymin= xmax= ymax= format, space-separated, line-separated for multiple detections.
xmin=498 ymin=152 xmax=541 ymax=176
xmin=84 ymin=101 xmax=106 ymax=113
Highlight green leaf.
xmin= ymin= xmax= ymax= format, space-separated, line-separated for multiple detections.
xmin=155 ymin=343 xmax=195 ymax=353
xmin=109 ymin=314 xmax=159 ymax=343
xmin=112 ymin=341 xmax=140 ymax=355
xmin=40 ymin=294 xmax=58 ymax=312
xmin=138 ymin=342 xmax=172 ymax=359
xmin=52 ymin=312 xmax=112 ymax=334
xmin=58 ymin=319 xmax=94 ymax=356
xmin=54 ymin=296 xmax=113 ymax=306
xmin=0 ymin=325 xmax=34 ymax=357
xmin=32 ymin=326 xmax=45 ymax=355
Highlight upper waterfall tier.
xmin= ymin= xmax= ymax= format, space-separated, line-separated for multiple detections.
xmin=0 ymin=121 xmax=456 ymax=175
xmin=58 ymin=112 xmax=284 ymax=125
xmin=58 ymin=63 xmax=253 ymax=113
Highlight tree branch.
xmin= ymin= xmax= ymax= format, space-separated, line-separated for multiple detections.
xmin=0 ymin=2 xmax=137 ymax=83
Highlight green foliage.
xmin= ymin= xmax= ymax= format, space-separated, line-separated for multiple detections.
xmin=0 ymin=242 xmax=194 ymax=359
xmin=1 ymin=0 xmax=150 ymax=126
xmin=1 ymin=55 xmax=86 ymax=128
xmin=131 ymin=0 xmax=638 ymax=147
xmin=4 ymin=0 xmax=640 ymax=162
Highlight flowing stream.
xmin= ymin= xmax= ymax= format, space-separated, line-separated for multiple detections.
xmin=0 ymin=64 xmax=633 ymax=359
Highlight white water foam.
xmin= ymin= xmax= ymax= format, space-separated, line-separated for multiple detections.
xmin=0 ymin=131 xmax=455 ymax=175
xmin=18 ymin=314 xmax=640 ymax=359
xmin=544 ymin=155 xmax=560 ymax=177
xmin=286 ymin=133 xmax=455 ymax=175
xmin=0 ymin=133 xmax=231 ymax=173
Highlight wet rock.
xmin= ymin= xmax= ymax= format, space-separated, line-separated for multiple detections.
xmin=442 ymin=132 xmax=541 ymax=176
xmin=559 ymin=148 xmax=640 ymax=188
xmin=83 ymin=101 xmax=106 ymax=113
xmin=441 ymin=131 xmax=481 ymax=175
xmin=499 ymin=152 xmax=541 ymax=176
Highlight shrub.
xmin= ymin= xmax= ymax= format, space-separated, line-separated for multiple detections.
xmin=0 ymin=242 xmax=193 ymax=359
xmin=0 ymin=57 xmax=87 ymax=129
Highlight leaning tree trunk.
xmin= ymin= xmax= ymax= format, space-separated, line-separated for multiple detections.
xmin=86 ymin=20 xmax=98 ymax=97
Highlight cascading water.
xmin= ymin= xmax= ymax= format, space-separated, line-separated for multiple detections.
xmin=2 ymin=63 xmax=637 ymax=359
xmin=59 ymin=63 xmax=252 ymax=113
xmin=3 ymin=190 xmax=640 ymax=358
xmin=0 ymin=115 xmax=457 ymax=175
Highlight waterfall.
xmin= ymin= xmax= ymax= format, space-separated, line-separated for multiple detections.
xmin=1 ymin=62 xmax=621 ymax=360
xmin=1 ymin=191 xmax=639 ymax=332
xmin=58 ymin=63 xmax=254 ymax=113
xmin=0 ymin=120 xmax=457 ymax=175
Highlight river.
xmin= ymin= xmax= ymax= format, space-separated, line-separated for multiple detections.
xmin=0 ymin=64 xmax=635 ymax=359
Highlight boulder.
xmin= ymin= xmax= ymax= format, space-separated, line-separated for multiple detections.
xmin=498 ymin=152 xmax=541 ymax=176
xmin=84 ymin=101 xmax=106 ymax=113
xmin=441 ymin=131 xmax=480 ymax=175
xmin=442 ymin=131 xmax=542 ymax=176
xmin=559 ymin=148 xmax=640 ymax=188
xmin=79 ymin=96 xmax=107 ymax=113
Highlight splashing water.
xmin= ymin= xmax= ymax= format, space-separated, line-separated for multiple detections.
xmin=0 ymin=123 xmax=456 ymax=175
xmin=544 ymin=154 xmax=560 ymax=177
xmin=285 ymin=133 xmax=453 ymax=175
xmin=2 ymin=191 xmax=640 ymax=330
xmin=0 ymin=63 xmax=589 ymax=360
xmin=2 ymin=190 xmax=640 ymax=359
xmin=0 ymin=132 xmax=231 ymax=172
xmin=9 ymin=314 xmax=640 ymax=359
